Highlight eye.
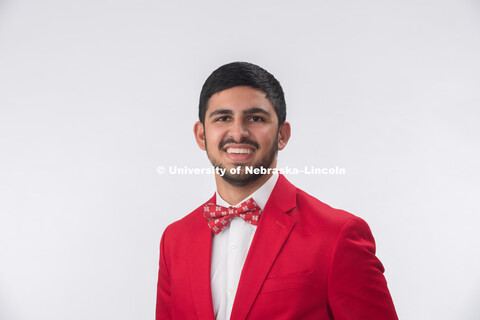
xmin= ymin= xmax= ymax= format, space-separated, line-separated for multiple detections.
xmin=249 ymin=115 xmax=264 ymax=122
xmin=215 ymin=116 xmax=230 ymax=122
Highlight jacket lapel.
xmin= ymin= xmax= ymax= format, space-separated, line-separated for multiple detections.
xmin=230 ymin=175 xmax=297 ymax=320
xmin=188 ymin=195 xmax=216 ymax=320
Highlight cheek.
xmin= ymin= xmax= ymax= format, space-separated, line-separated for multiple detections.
xmin=255 ymin=128 xmax=278 ymax=145
xmin=205 ymin=130 xmax=223 ymax=148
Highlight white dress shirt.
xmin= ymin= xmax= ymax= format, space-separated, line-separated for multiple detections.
xmin=211 ymin=173 xmax=279 ymax=320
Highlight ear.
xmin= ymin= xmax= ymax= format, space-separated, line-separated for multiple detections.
xmin=194 ymin=121 xmax=206 ymax=151
xmin=277 ymin=121 xmax=291 ymax=151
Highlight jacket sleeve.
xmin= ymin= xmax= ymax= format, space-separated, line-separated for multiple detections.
xmin=156 ymin=229 xmax=172 ymax=320
xmin=327 ymin=217 xmax=398 ymax=319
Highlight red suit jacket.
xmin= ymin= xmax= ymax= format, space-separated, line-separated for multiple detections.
xmin=156 ymin=175 xmax=398 ymax=319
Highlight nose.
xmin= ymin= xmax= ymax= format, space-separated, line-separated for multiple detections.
xmin=230 ymin=118 xmax=249 ymax=142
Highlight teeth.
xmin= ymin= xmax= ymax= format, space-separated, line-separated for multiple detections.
xmin=226 ymin=148 xmax=252 ymax=154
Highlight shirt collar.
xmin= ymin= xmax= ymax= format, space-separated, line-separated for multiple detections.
xmin=215 ymin=173 xmax=279 ymax=211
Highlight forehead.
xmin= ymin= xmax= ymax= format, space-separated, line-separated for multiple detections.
xmin=206 ymin=86 xmax=274 ymax=113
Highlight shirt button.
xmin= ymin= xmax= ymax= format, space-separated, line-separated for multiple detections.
xmin=227 ymin=288 xmax=235 ymax=295
xmin=231 ymin=243 xmax=238 ymax=249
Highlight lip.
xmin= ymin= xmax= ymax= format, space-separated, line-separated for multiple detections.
xmin=223 ymin=144 xmax=256 ymax=163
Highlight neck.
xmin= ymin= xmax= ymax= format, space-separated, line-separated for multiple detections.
xmin=215 ymin=173 xmax=273 ymax=205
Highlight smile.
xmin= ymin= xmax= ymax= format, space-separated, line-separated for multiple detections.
xmin=226 ymin=148 xmax=252 ymax=154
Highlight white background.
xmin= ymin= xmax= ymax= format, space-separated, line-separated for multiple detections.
xmin=1 ymin=1 xmax=479 ymax=319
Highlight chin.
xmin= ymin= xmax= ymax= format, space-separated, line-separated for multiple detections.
xmin=220 ymin=171 xmax=264 ymax=187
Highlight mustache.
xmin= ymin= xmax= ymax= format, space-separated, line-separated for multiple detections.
xmin=218 ymin=138 xmax=260 ymax=150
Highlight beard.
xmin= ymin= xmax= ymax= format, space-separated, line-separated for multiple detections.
xmin=205 ymin=135 xmax=278 ymax=187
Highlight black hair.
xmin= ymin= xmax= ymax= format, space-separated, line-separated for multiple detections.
xmin=198 ymin=62 xmax=286 ymax=125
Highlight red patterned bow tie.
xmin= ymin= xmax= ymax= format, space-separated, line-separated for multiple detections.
xmin=204 ymin=197 xmax=261 ymax=234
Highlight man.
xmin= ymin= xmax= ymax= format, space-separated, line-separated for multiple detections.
xmin=156 ymin=62 xmax=398 ymax=319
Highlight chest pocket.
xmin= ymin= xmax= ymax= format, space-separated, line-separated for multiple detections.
xmin=261 ymin=271 xmax=314 ymax=294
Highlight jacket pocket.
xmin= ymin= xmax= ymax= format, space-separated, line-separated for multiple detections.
xmin=261 ymin=271 xmax=314 ymax=294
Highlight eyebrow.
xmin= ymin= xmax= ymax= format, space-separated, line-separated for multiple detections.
xmin=242 ymin=107 xmax=271 ymax=117
xmin=208 ymin=109 xmax=233 ymax=119
xmin=208 ymin=107 xmax=272 ymax=119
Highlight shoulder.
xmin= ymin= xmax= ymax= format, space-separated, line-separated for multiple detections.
xmin=161 ymin=201 xmax=207 ymax=241
xmin=294 ymin=186 xmax=354 ymax=221
xmin=271 ymin=175 xmax=366 ymax=231
xmin=291 ymin=185 xmax=371 ymax=237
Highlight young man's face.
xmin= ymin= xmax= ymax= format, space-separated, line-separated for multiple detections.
xmin=194 ymin=86 xmax=290 ymax=186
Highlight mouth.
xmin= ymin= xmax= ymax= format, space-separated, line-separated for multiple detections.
xmin=226 ymin=148 xmax=252 ymax=154
xmin=223 ymin=145 xmax=256 ymax=162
